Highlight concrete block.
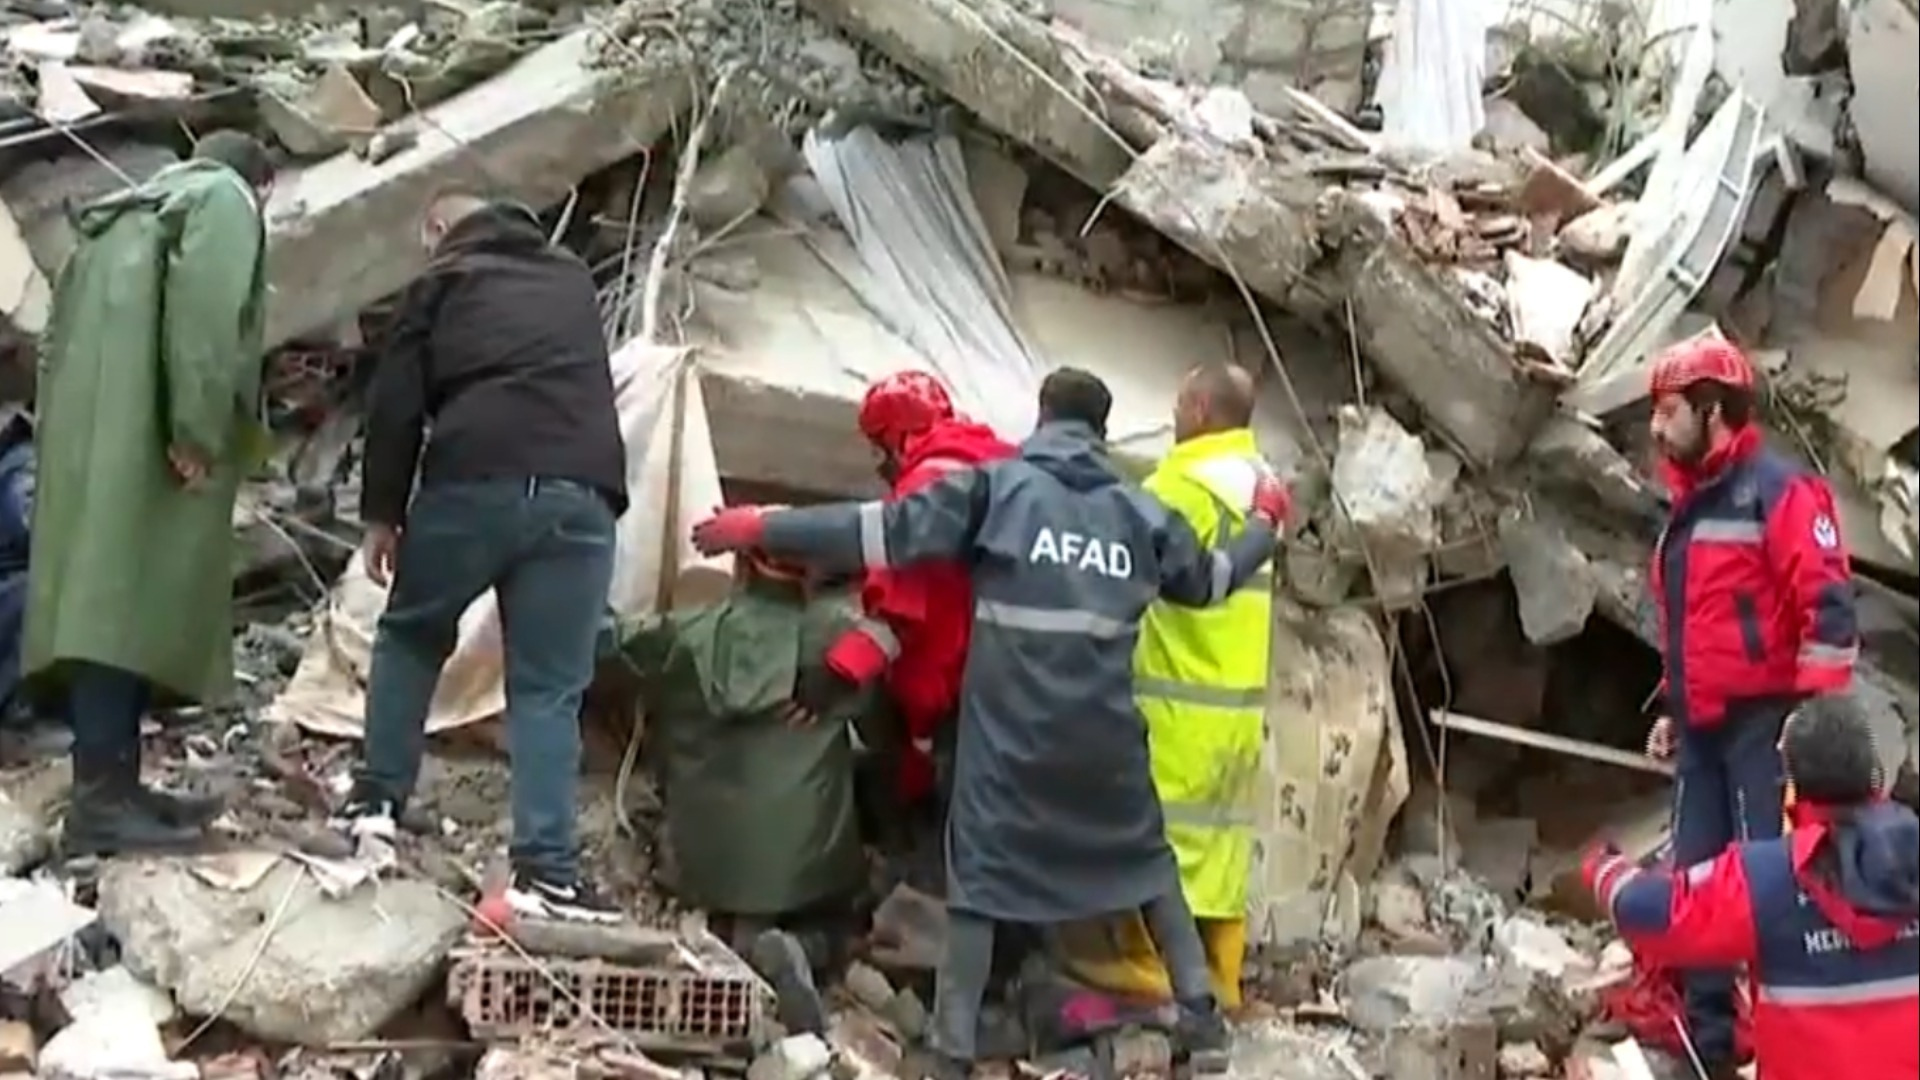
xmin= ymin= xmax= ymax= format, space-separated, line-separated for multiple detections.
xmin=1229 ymin=0 xmax=1369 ymax=73
xmin=97 ymin=858 xmax=464 ymax=1045
xmin=261 ymin=30 xmax=693 ymax=347
xmin=1380 ymin=1019 xmax=1497 ymax=1080
xmin=747 ymin=1034 xmax=832 ymax=1080
xmin=0 ymin=141 xmax=178 ymax=282
xmin=1499 ymin=516 xmax=1597 ymax=645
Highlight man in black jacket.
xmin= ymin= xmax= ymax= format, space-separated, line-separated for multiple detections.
xmin=336 ymin=188 xmax=628 ymax=923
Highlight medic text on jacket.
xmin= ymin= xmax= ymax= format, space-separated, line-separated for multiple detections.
xmin=1588 ymin=802 xmax=1920 ymax=1080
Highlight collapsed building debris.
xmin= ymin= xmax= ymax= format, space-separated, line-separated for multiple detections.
xmin=0 ymin=0 xmax=1915 ymax=1075
xmin=793 ymin=0 xmax=1560 ymax=469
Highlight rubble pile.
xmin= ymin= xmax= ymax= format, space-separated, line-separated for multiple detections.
xmin=587 ymin=0 xmax=935 ymax=123
xmin=0 ymin=0 xmax=1916 ymax=1075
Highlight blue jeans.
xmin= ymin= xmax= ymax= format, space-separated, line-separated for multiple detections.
xmin=358 ymin=478 xmax=616 ymax=882
xmin=1671 ymin=695 xmax=1792 ymax=1065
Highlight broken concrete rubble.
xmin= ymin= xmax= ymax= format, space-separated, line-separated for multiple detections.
xmin=0 ymin=193 xmax=50 ymax=342
xmin=97 ymin=858 xmax=465 ymax=1045
xmin=1330 ymin=405 xmax=1437 ymax=609
xmin=0 ymin=789 xmax=46 ymax=874
xmin=793 ymin=0 xmax=1563 ymax=469
xmin=747 ymin=1034 xmax=832 ymax=1080
xmin=0 ymin=874 xmax=97 ymax=985
xmin=0 ymin=141 xmax=179 ymax=286
xmin=1498 ymin=515 xmax=1598 ymax=645
xmin=261 ymin=28 xmax=693 ymax=347
xmin=59 ymin=966 xmax=177 ymax=1029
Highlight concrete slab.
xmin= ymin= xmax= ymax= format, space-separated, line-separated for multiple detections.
xmin=0 ymin=141 xmax=178 ymax=284
xmin=1847 ymin=0 xmax=1920 ymax=213
xmin=0 ymin=195 xmax=49 ymax=340
xmin=262 ymin=31 xmax=694 ymax=346
xmin=686 ymin=223 xmax=1337 ymax=495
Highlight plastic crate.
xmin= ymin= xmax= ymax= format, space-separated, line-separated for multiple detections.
xmin=448 ymin=944 xmax=769 ymax=1049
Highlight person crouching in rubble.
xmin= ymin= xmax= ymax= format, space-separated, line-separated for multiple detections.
xmin=1586 ymin=693 xmax=1918 ymax=1080
xmin=25 ymin=131 xmax=275 ymax=855
xmin=1640 ymin=336 xmax=1859 ymax=1076
xmin=803 ymin=371 xmax=1013 ymax=870
xmin=690 ymin=368 xmax=1291 ymax=1079
xmin=335 ymin=187 xmax=628 ymax=924
xmin=610 ymin=548 xmax=884 ymax=1037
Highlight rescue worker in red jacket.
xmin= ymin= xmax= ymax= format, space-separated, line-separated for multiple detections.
xmin=1587 ymin=693 xmax=1918 ymax=1080
xmin=795 ymin=371 xmax=1014 ymax=816
xmin=1641 ymin=337 xmax=1860 ymax=1073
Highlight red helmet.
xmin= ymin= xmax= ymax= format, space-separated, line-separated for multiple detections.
xmin=857 ymin=371 xmax=954 ymax=453
xmin=1648 ymin=337 xmax=1755 ymax=398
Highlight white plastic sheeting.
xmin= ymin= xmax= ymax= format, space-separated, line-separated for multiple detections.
xmin=268 ymin=342 xmax=731 ymax=737
xmin=800 ymin=127 xmax=1047 ymax=440
xmin=1613 ymin=0 xmax=1718 ymax=306
xmin=1581 ymin=91 xmax=1769 ymax=385
xmin=1375 ymin=0 xmax=1488 ymax=155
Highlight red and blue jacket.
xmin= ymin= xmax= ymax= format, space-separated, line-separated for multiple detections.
xmin=1587 ymin=800 xmax=1920 ymax=1080
xmin=1653 ymin=425 xmax=1857 ymax=727
xmin=825 ymin=420 xmax=1014 ymax=803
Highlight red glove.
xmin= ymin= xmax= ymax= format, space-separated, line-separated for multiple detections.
xmin=1582 ymin=841 xmax=1634 ymax=907
xmin=824 ymin=627 xmax=893 ymax=684
xmin=691 ymin=505 xmax=766 ymax=556
xmin=1250 ymin=474 xmax=1292 ymax=529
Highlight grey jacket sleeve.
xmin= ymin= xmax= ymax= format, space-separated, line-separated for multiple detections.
xmin=760 ymin=467 xmax=991 ymax=574
xmin=1155 ymin=511 xmax=1275 ymax=607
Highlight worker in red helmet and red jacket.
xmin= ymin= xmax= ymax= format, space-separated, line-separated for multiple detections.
xmin=1587 ymin=694 xmax=1918 ymax=1080
xmin=798 ymin=371 xmax=1013 ymax=815
xmin=1641 ymin=336 xmax=1860 ymax=1075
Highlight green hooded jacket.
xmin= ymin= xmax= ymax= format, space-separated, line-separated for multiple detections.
xmin=619 ymin=576 xmax=883 ymax=915
xmin=26 ymin=159 xmax=268 ymax=703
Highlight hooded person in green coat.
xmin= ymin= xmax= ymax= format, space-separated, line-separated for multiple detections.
xmin=614 ymin=550 xmax=890 ymax=1035
xmin=26 ymin=131 xmax=274 ymax=856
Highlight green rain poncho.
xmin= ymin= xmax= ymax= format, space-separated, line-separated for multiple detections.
xmin=25 ymin=159 xmax=267 ymax=703
xmin=619 ymin=576 xmax=886 ymax=916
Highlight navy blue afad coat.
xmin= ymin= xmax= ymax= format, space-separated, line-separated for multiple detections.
xmin=760 ymin=421 xmax=1275 ymax=923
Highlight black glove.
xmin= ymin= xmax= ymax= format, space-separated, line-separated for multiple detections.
xmin=793 ymin=664 xmax=861 ymax=719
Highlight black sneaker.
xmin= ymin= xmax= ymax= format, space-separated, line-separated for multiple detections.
xmin=505 ymin=869 xmax=624 ymax=924
xmin=1172 ymin=999 xmax=1231 ymax=1075
xmin=748 ymin=928 xmax=828 ymax=1035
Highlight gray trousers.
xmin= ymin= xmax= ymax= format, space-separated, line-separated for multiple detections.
xmin=930 ymin=888 xmax=1215 ymax=1061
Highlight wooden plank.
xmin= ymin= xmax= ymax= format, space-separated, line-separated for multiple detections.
xmin=1430 ymin=708 xmax=1674 ymax=776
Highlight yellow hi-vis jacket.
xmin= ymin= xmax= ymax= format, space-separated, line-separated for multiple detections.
xmin=1136 ymin=428 xmax=1273 ymax=920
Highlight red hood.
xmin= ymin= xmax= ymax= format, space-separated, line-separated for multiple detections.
xmin=1659 ymin=423 xmax=1763 ymax=502
xmin=901 ymin=419 xmax=1015 ymax=473
xmin=1790 ymin=799 xmax=1920 ymax=950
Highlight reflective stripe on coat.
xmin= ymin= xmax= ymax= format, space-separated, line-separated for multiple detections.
xmin=1136 ymin=428 xmax=1273 ymax=919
